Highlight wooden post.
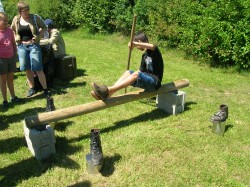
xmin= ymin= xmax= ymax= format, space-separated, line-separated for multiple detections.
xmin=24 ymin=79 xmax=189 ymax=128
xmin=125 ymin=15 xmax=137 ymax=93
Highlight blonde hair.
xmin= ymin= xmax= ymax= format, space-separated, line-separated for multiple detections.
xmin=0 ymin=12 xmax=8 ymax=21
xmin=17 ymin=1 xmax=30 ymax=13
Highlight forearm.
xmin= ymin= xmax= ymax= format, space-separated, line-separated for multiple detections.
xmin=133 ymin=42 xmax=155 ymax=50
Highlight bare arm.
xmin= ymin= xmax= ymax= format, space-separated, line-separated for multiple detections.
xmin=134 ymin=42 xmax=155 ymax=50
xmin=128 ymin=41 xmax=156 ymax=51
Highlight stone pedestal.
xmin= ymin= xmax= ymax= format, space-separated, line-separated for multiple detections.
xmin=23 ymin=123 xmax=56 ymax=160
xmin=156 ymin=90 xmax=186 ymax=115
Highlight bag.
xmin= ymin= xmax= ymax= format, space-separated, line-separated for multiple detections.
xmin=54 ymin=55 xmax=77 ymax=81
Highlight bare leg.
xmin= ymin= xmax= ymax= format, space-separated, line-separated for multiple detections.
xmin=36 ymin=70 xmax=47 ymax=89
xmin=108 ymin=70 xmax=139 ymax=96
xmin=113 ymin=70 xmax=131 ymax=86
xmin=6 ymin=72 xmax=15 ymax=98
xmin=26 ymin=70 xmax=34 ymax=88
xmin=0 ymin=74 xmax=8 ymax=101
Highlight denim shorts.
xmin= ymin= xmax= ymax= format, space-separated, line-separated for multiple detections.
xmin=129 ymin=70 xmax=156 ymax=91
xmin=0 ymin=55 xmax=17 ymax=74
xmin=17 ymin=44 xmax=43 ymax=71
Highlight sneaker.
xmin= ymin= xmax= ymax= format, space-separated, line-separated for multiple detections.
xmin=10 ymin=96 xmax=23 ymax=103
xmin=46 ymin=96 xmax=56 ymax=112
xmin=90 ymin=90 xmax=101 ymax=100
xmin=2 ymin=100 xmax=8 ymax=110
xmin=91 ymin=82 xmax=109 ymax=100
xmin=27 ymin=88 xmax=36 ymax=97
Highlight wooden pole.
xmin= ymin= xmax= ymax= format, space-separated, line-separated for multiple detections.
xmin=24 ymin=79 xmax=189 ymax=128
xmin=125 ymin=15 xmax=137 ymax=93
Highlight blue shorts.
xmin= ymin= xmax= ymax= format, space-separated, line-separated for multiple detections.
xmin=129 ymin=70 xmax=156 ymax=91
xmin=17 ymin=44 xmax=43 ymax=71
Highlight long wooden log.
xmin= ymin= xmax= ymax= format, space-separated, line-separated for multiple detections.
xmin=24 ymin=79 xmax=189 ymax=128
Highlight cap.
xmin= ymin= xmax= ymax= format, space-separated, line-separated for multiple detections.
xmin=44 ymin=19 xmax=54 ymax=28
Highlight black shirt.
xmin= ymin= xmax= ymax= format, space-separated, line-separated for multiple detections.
xmin=18 ymin=24 xmax=33 ymax=41
xmin=139 ymin=46 xmax=164 ymax=89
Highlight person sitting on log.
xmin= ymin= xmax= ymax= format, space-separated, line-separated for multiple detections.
xmin=91 ymin=31 xmax=164 ymax=101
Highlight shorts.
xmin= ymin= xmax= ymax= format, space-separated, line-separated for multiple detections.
xmin=0 ymin=55 xmax=17 ymax=75
xmin=129 ymin=70 xmax=156 ymax=91
xmin=17 ymin=44 xmax=43 ymax=71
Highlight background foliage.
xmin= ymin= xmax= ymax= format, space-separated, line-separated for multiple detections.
xmin=2 ymin=0 xmax=250 ymax=71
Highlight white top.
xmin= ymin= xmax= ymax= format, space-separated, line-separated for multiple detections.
xmin=0 ymin=0 xmax=4 ymax=13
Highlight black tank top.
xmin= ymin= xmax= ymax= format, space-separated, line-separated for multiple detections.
xmin=18 ymin=24 xmax=33 ymax=41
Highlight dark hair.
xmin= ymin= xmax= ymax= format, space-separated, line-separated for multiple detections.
xmin=17 ymin=1 xmax=30 ymax=13
xmin=134 ymin=31 xmax=149 ymax=43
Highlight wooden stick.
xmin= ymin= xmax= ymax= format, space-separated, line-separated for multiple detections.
xmin=24 ymin=79 xmax=189 ymax=128
xmin=125 ymin=15 xmax=137 ymax=93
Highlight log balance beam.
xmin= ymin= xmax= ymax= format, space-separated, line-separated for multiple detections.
xmin=24 ymin=79 xmax=189 ymax=129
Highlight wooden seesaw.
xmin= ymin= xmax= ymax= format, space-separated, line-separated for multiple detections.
xmin=23 ymin=79 xmax=189 ymax=160
xmin=24 ymin=79 xmax=189 ymax=128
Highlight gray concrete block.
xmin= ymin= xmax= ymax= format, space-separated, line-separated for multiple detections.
xmin=156 ymin=91 xmax=186 ymax=114
xmin=23 ymin=123 xmax=56 ymax=160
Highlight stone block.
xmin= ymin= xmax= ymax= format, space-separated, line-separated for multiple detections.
xmin=23 ymin=123 xmax=56 ymax=160
xmin=156 ymin=90 xmax=186 ymax=114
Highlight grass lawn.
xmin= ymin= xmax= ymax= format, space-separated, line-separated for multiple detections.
xmin=0 ymin=28 xmax=249 ymax=187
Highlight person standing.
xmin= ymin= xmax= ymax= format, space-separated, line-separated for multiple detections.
xmin=11 ymin=1 xmax=49 ymax=98
xmin=0 ymin=12 xmax=22 ymax=110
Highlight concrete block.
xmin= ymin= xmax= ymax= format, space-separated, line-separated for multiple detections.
xmin=23 ymin=123 xmax=56 ymax=160
xmin=156 ymin=90 xmax=186 ymax=114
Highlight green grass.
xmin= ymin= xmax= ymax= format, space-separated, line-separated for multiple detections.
xmin=0 ymin=28 xmax=250 ymax=187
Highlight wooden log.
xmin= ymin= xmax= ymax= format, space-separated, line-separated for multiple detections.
xmin=24 ymin=79 xmax=189 ymax=128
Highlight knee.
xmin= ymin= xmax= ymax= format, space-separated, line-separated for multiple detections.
xmin=131 ymin=71 xmax=139 ymax=78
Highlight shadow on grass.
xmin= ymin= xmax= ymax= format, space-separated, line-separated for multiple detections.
xmin=0 ymin=137 xmax=26 ymax=154
xmin=68 ymin=181 xmax=91 ymax=187
xmin=0 ymin=107 xmax=45 ymax=125
xmin=54 ymin=121 xmax=74 ymax=132
xmin=70 ymin=108 xmax=169 ymax=143
xmin=225 ymin=124 xmax=233 ymax=133
xmin=66 ymin=109 xmax=168 ymax=177
xmin=184 ymin=101 xmax=197 ymax=111
xmin=0 ymin=121 xmax=8 ymax=131
xmin=0 ymin=136 xmax=81 ymax=186
xmin=100 ymin=153 xmax=122 ymax=177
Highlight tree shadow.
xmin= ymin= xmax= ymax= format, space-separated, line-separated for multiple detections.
xmin=0 ymin=121 xmax=8 ymax=131
xmin=0 ymin=137 xmax=26 ymax=154
xmin=0 ymin=136 xmax=81 ymax=186
xmin=0 ymin=107 xmax=44 ymax=125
